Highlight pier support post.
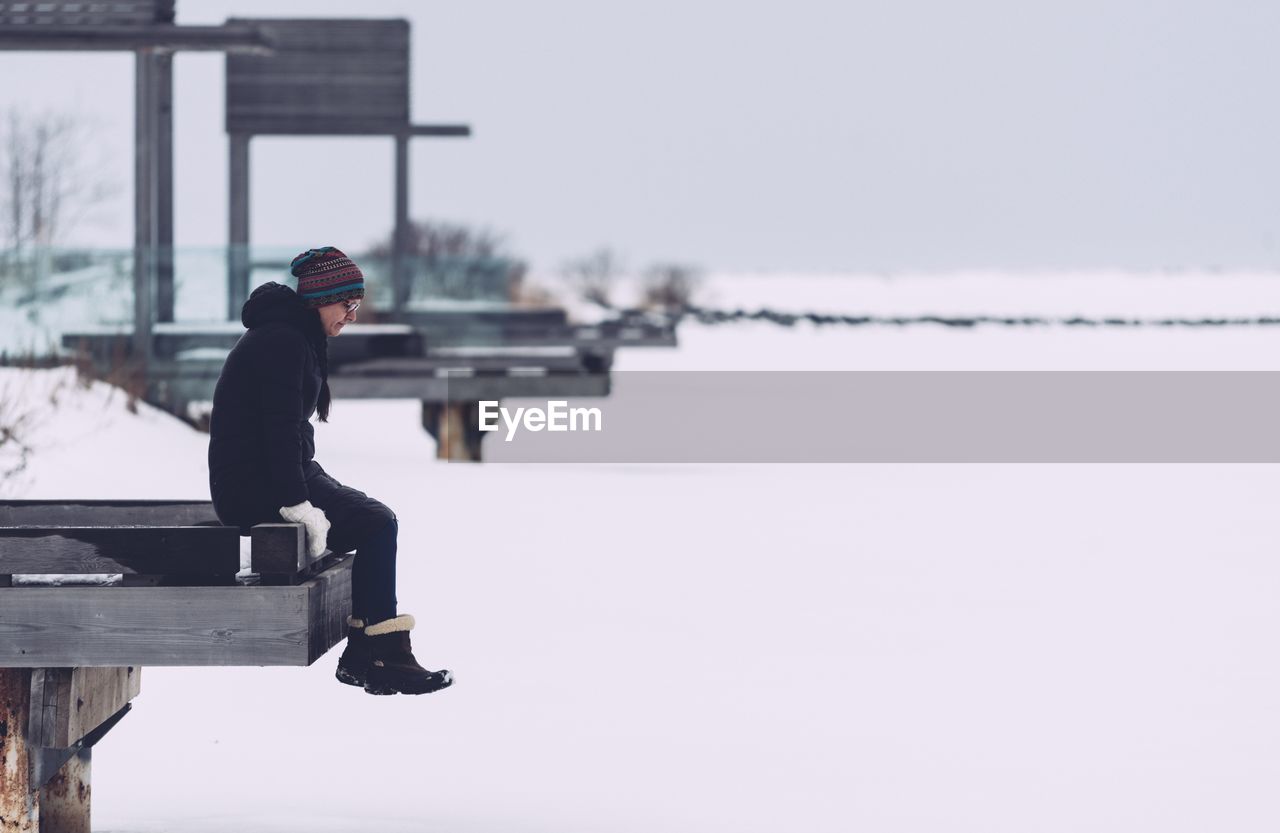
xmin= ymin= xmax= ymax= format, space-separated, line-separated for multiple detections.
xmin=422 ymin=401 xmax=483 ymax=461
xmin=1 ymin=667 xmax=137 ymax=833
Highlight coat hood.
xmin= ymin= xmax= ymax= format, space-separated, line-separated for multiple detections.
xmin=239 ymin=281 xmax=333 ymax=421
xmin=241 ymin=281 xmax=318 ymax=332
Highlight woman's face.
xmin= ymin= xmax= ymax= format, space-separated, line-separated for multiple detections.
xmin=317 ymin=298 xmax=359 ymax=336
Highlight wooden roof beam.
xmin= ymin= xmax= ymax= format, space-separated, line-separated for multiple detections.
xmin=0 ymin=23 xmax=273 ymax=52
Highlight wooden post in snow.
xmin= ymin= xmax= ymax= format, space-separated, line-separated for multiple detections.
xmin=422 ymin=401 xmax=482 ymax=461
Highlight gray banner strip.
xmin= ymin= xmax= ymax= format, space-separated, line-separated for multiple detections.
xmin=452 ymin=371 xmax=1280 ymax=463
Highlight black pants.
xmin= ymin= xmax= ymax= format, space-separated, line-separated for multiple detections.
xmin=347 ymin=516 xmax=398 ymax=625
xmin=305 ymin=465 xmax=399 ymax=624
xmin=214 ymin=461 xmax=399 ymax=624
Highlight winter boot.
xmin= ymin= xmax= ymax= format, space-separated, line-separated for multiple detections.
xmin=363 ymin=614 xmax=453 ymax=696
xmin=335 ymin=615 xmax=371 ymax=687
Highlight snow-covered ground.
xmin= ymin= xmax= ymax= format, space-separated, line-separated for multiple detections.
xmin=4 ymin=272 xmax=1280 ymax=832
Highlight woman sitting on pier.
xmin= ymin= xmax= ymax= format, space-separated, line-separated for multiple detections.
xmin=207 ymin=246 xmax=452 ymax=696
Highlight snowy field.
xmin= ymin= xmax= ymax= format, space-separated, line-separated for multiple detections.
xmin=4 ymin=272 xmax=1280 ymax=832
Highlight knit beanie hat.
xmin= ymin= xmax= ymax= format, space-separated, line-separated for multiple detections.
xmin=289 ymin=246 xmax=366 ymax=308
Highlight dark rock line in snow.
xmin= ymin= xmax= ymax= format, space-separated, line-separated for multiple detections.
xmin=680 ymin=306 xmax=1280 ymax=329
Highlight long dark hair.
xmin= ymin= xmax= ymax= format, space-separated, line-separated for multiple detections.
xmin=302 ymin=308 xmax=332 ymax=423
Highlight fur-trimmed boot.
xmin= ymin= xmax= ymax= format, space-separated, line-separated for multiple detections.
xmin=363 ymin=614 xmax=453 ymax=696
xmin=335 ymin=615 xmax=371 ymax=687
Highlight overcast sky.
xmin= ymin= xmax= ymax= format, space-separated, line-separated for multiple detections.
xmin=2 ymin=0 xmax=1278 ymax=273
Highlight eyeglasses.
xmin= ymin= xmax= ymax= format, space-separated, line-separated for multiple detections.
xmin=344 ymin=300 xmax=361 ymax=315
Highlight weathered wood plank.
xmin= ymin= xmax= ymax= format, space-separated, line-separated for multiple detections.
xmin=0 ymin=23 xmax=271 ymax=52
xmin=27 ymin=667 xmax=51 ymax=749
xmin=0 ymin=557 xmax=353 ymax=667
xmin=408 ymin=124 xmax=471 ymax=137
xmin=155 ymin=48 xmax=175 ymax=325
xmin=0 ymin=500 xmax=219 ymax=527
xmin=53 ymin=670 xmax=70 ymax=747
xmin=62 ymin=315 xmax=674 ymax=354
xmin=63 ymin=328 xmax=424 ymax=362
xmin=76 ymin=341 xmax=598 ymax=374
xmin=29 ymin=668 xmax=72 ymax=749
xmin=250 ymin=523 xmax=306 ymax=576
xmin=0 ymin=527 xmax=239 ymax=576
xmin=227 ymin=133 xmax=251 ymax=320
xmin=392 ymin=307 xmax=569 ymax=333
xmin=0 ymin=0 xmax=165 ymax=27
xmin=227 ymin=17 xmax=409 ymax=50
xmin=339 ymin=354 xmax=593 ymax=374
xmin=331 ymin=373 xmax=611 ymax=401
xmin=134 ymin=44 xmax=157 ymax=367
xmin=226 ymin=18 xmax=409 ymax=136
xmin=127 ymin=361 xmax=612 ymax=404
xmin=308 ymin=553 xmax=353 ymax=663
xmin=26 ymin=667 xmax=142 ymax=749
xmin=59 ymin=667 xmax=140 ymax=749
xmin=219 ymin=121 xmax=408 ymax=137
xmin=393 ymin=131 xmax=410 ymax=311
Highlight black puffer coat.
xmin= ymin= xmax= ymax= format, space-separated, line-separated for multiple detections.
xmin=207 ymin=283 xmax=395 ymax=547
xmin=208 ymin=282 xmax=323 ymax=520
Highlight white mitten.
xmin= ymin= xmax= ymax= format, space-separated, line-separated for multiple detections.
xmin=279 ymin=500 xmax=331 ymax=559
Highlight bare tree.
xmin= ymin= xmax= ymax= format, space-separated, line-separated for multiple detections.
xmin=559 ymin=248 xmax=623 ymax=310
xmin=0 ymin=369 xmax=42 ymax=489
xmin=640 ymin=262 xmax=702 ymax=313
xmin=369 ymin=219 xmax=528 ymax=304
xmin=0 ymin=107 xmax=117 ymax=291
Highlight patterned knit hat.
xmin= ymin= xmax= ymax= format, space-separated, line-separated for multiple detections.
xmin=289 ymin=246 xmax=366 ymax=308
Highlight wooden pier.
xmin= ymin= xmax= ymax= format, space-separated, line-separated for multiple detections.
xmin=62 ymin=309 xmax=678 ymax=461
xmin=0 ymin=500 xmax=352 ymax=831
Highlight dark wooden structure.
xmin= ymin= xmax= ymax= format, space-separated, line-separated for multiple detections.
xmin=63 ymin=310 xmax=676 ymax=358
xmin=5 ymin=5 xmax=677 ymax=462
xmin=60 ymin=308 xmax=682 ymax=460
xmin=0 ymin=7 xmax=474 ymax=352
xmin=223 ymin=18 xmax=470 ymax=318
xmin=0 ymin=0 xmax=272 ymax=348
xmin=387 ymin=308 xmax=679 ymax=350
xmin=0 ymin=499 xmax=352 ymax=831
xmin=0 ymin=500 xmax=351 ymax=665
xmin=0 ymin=0 xmax=273 ymax=369
xmin=2 ymin=666 xmax=136 ymax=833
